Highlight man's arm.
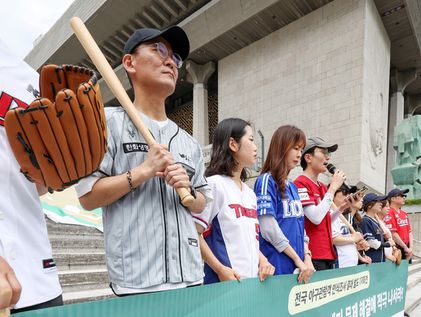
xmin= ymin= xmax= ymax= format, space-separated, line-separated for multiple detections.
xmin=392 ymin=232 xmax=412 ymax=258
xmin=392 ymin=232 xmax=409 ymax=250
xmin=80 ymin=142 xmax=173 ymax=210
xmin=302 ymin=193 xmax=334 ymax=225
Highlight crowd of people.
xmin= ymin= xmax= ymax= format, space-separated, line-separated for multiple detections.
xmin=0 ymin=23 xmax=415 ymax=316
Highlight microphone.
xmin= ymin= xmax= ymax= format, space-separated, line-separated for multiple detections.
xmin=326 ymin=163 xmax=350 ymax=191
xmin=326 ymin=163 xmax=337 ymax=175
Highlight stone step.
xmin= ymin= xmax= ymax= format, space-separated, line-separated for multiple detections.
xmin=407 ymin=269 xmax=421 ymax=291
xmin=409 ymin=259 xmax=421 ymax=276
xmin=46 ymin=220 xmax=103 ymax=236
xmin=63 ymin=288 xmax=115 ymax=305
xmin=405 ymin=260 xmax=421 ymax=314
xmin=59 ymin=268 xmax=109 ymax=291
xmin=53 ymin=252 xmax=106 ymax=271
xmin=62 ymin=280 xmax=110 ymax=293
xmin=405 ymin=282 xmax=421 ymax=313
xmin=49 ymin=235 xmax=104 ymax=250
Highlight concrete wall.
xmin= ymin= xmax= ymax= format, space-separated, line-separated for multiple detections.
xmin=218 ymin=0 xmax=390 ymax=189
xmin=359 ymin=0 xmax=391 ymax=193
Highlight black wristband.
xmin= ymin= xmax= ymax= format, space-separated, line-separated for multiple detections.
xmin=126 ymin=170 xmax=134 ymax=192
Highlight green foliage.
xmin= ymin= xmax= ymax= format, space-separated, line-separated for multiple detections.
xmin=405 ymin=199 xmax=421 ymax=206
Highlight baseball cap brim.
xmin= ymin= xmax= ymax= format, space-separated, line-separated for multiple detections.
xmin=362 ymin=193 xmax=388 ymax=209
xmin=303 ymin=138 xmax=338 ymax=155
xmin=387 ymin=188 xmax=409 ymax=198
xmin=124 ymin=26 xmax=190 ymax=61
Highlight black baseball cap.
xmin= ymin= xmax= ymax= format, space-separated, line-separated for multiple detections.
xmin=123 ymin=26 xmax=190 ymax=60
xmin=387 ymin=188 xmax=409 ymax=199
xmin=302 ymin=137 xmax=338 ymax=155
xmin=363 ymin=193 xmax=388 ymax=210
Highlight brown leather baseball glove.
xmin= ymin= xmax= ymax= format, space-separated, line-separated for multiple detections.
xmin=5 ymin=64 xmax=107 ymax=191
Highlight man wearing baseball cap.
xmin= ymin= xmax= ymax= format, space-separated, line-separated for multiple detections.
xmin=76 ymin=25 xmax=211 ymax=295
xmin=384 ymin=188 xmax=413 ymax=263
xmin=294 ymin=137 xmax=350 ymax=271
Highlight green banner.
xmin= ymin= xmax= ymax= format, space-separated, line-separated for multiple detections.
xmin=16 ymin=261 xmax=408 ymax=317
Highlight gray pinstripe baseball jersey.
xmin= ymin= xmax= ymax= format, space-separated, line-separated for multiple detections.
xmin=86 ymin=106 xmax=209 ymax=289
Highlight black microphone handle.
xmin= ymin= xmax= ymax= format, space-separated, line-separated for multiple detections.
xmin=326 ymin=163 xmax=350 ymax=190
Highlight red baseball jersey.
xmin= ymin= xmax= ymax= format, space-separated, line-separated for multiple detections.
xmin=294 ymin=175 xmax=336 ymax=260
xmin=384 ymin=207 xmax=412 ymax=244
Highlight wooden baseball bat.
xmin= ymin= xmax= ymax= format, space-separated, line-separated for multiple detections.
xmin=70 ymin=17 xmax=194 ymax=207
xmin=331 ymin=203 xmax=357 ymax=234
xmin=0 ymin=308 xmax=10 ymax=317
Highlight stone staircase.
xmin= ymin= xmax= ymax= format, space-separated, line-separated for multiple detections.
xmin=405 ymin=256 xmax=421 ymax=316
xmin=46 ymin=219 xmax=114 ymax=304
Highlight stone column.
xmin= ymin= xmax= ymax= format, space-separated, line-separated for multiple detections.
xmin=186 ymin=61 xmax=215 ymax=146
xmin=386 ymin=69 xmax=417 ymax=190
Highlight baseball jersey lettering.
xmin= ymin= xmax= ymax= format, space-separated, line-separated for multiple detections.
xmin=229 ymin=204 xmax=257 ymax=219
xmin=122 ymin=142 xmax=149 ymax=153
xmin=297 ymin=188 xmax=310 ymax=201
xmin=282 ymin=200 xmax=304 ymax=218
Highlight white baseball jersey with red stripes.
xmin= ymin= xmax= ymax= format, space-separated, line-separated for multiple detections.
xmin=193 ymin=175 xmax=259 ymax=283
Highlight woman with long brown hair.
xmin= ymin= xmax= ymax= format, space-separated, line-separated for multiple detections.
xmin=254 ymin=125 xmax=314 ymax=283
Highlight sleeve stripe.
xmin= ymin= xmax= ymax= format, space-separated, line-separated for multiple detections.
xmin=260 ymin=173 xmax=270 ymax=215
xmin=195 ymin=184 xmax=208 ymax=189
xmin=192 ymin=215 xmax=208 ymax=228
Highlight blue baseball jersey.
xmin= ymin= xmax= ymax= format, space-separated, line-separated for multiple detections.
xmin=361 ymin=216 xmax=385 ymax=263
xmin=254 ymin=173 xmax=305 ymax=274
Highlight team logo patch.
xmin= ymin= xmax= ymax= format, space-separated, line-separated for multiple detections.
xmin=127 ymin=128 xmax=137 ymax=138
xmin=298 ymin=192 xmax=310 ymax=201
xmin=383 ymin=215 xmax=391 ymax=222
xmin=42 ymin=258 xmax=57 ymax=273
xmin=123 ymin=142 xmax=149 ymax=153
xmin=188 ymin=238 xmax=198 ymax=247
xmin=179 ymin=153 xmax=192 ymax=164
